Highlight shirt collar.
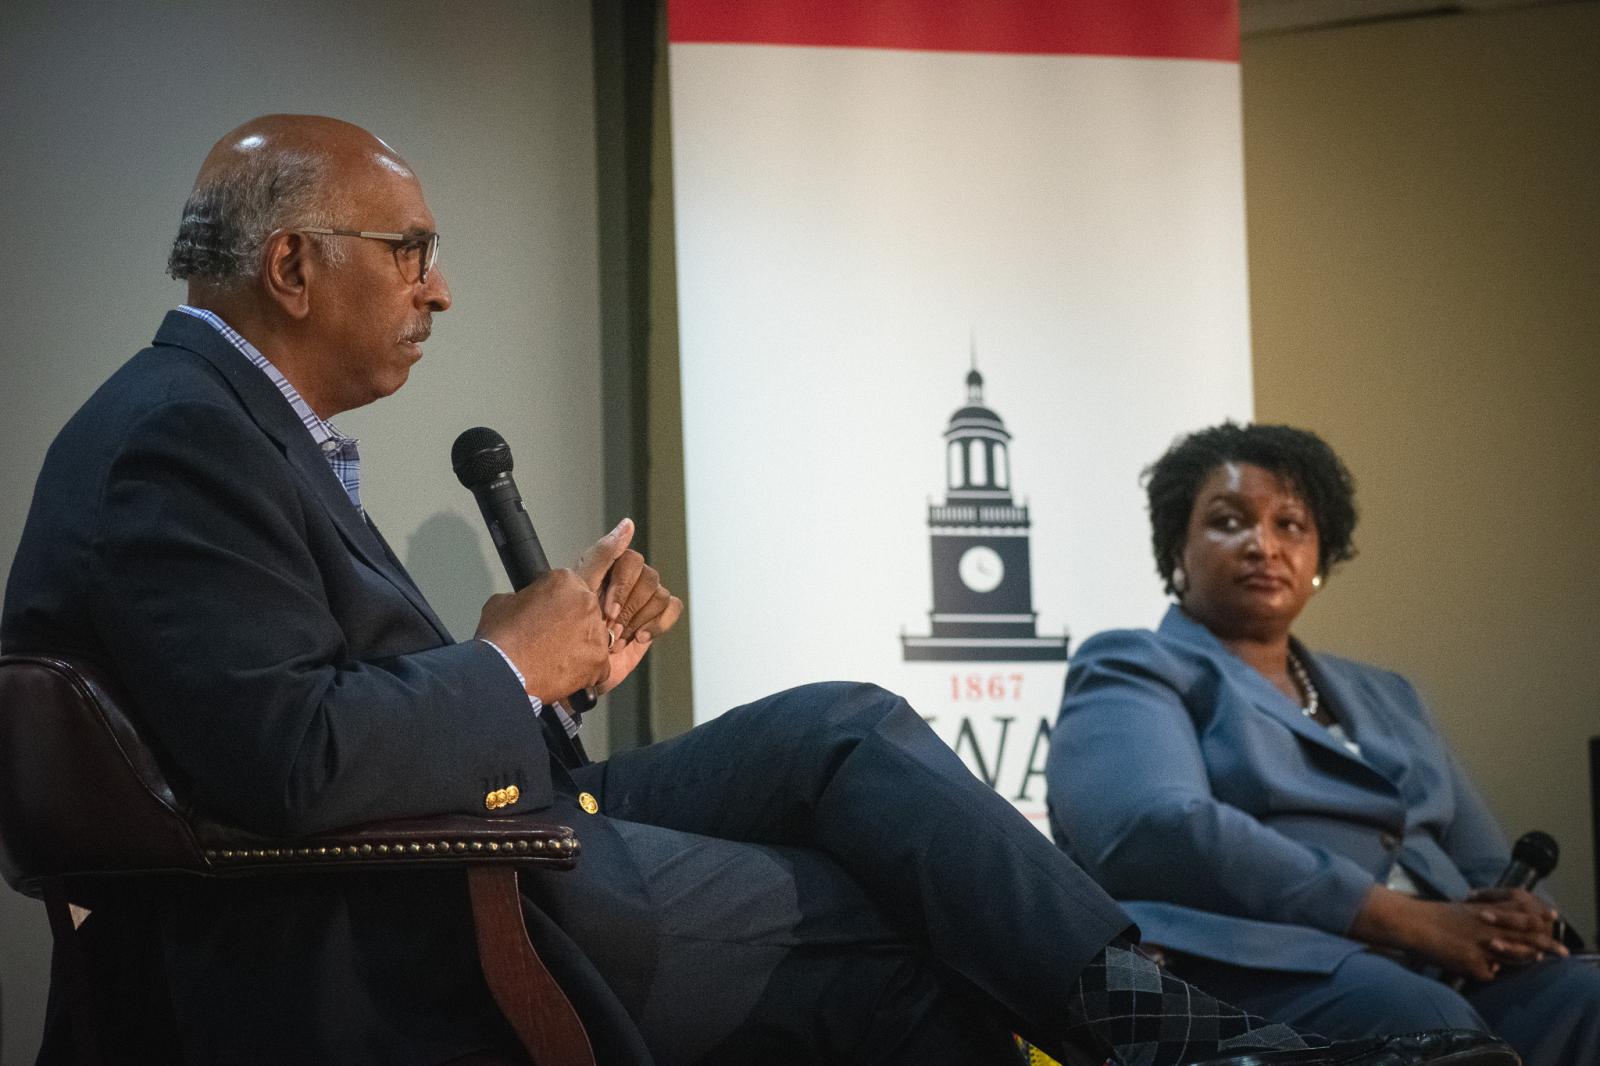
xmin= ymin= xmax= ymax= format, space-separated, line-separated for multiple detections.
xmin=176 ymin=305 xmax=364 ymax=514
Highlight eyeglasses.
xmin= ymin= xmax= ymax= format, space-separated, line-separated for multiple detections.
xmin=300 ymin=227 xmax=441 ymax=284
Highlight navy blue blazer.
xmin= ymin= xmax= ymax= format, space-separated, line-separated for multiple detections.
xmin=3 ymin=312 xmax=653 ymax=1063
xmin=1046 ymin=605 xmax=1511 ymax=975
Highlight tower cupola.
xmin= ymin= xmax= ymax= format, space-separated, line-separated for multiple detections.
xmin=944 ymin=356 xmax=1011 ymax=495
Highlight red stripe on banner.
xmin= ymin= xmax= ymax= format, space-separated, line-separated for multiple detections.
xmin=668 ymin=0 xmax=1239 ymax=62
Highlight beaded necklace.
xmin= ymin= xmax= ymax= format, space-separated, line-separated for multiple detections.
xmin=1287 ymin=649 xmax=1320 ymax=720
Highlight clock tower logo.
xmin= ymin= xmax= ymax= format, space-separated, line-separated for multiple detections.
xmin=902 ymin=360 xmax=1070 ymax=662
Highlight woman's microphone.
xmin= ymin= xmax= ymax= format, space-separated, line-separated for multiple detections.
xmin=1494 ymin=830 xmax=1558 ymax=891
xmin=451 ymin=426 xmax=598 ymax=714
xmin=1451 ymin=830 xmax=1564 ymax=991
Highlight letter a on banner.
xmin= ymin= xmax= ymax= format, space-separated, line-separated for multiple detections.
xmin=668 ymin=0 xmax=1252 ymax=832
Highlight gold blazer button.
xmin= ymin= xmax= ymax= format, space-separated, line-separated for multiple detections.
xmin=578 ymin=792 xmax=599 ymax=815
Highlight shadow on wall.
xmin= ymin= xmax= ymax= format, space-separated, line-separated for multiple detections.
xmin=404 ymin=512 xmax=495 ymax=643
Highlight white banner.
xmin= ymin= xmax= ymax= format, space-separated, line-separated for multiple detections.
xmin=668 ymin=2 xmax=1251 ymax=830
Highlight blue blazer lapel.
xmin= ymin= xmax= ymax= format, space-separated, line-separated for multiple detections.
xmin=1157 ymin=606 xmax=1382 ymax=772
xmin=1298 ymin=650 xmax=1414 ymax=795
xmin=155 ymin=312 xmax=454 ymax=645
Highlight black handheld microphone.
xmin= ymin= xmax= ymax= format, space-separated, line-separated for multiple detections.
xmin=451 ymin=426 xmax=597 ymax=714
xmin=1449 ymin=830 xmax=1563 ymax=990
xmin=1495 ymin=830 xmax=1559 ymax=891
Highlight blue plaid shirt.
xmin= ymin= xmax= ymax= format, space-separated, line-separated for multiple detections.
xmin=176 ymin=306 xmax=578 ymax=737
xmin=178 ymin=305 xmax=363 ymax=512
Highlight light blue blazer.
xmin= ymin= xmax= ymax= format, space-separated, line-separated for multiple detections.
xmin=1046 ymin=605 xmax=1512 ymax=974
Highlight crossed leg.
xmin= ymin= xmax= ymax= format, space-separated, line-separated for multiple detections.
xmin=540 ymin=681 xmax=1310 ymax=1065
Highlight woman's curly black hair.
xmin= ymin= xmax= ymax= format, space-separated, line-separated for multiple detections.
xmin=1142 ymin=422 xmax=1358 ymax=596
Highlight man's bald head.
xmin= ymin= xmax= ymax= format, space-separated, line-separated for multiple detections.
xmin=168 ymin=115 xmax=412 ymax=292
xmin=167 ymin=116 xmax=450 ymax=417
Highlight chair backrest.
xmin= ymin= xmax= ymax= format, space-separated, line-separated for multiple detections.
xmin=0 ymin=654 xmax=206 ymax=898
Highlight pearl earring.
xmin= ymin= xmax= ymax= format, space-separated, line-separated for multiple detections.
xmin=1172 ymin=566 xmax=1188 ymax=595
xmin=1312 ymin=574 xmax=1323 ymax=590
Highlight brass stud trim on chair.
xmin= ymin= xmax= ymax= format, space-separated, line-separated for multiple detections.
xmin=205 ymin=835 xmax=573 ymax=866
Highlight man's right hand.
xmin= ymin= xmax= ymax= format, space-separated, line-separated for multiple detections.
xmin=475 ymin=568 xmax=611 ymax=704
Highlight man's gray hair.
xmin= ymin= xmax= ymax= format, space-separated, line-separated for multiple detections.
xmin=167 ymin=149 xmax=344 ymax=287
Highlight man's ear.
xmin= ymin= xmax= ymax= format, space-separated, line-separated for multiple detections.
xmin=260 ymin=229 xmax=313 ymax=319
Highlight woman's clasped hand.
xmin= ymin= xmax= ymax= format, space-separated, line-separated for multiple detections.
xmin=1353 ymin=884 xmax=1569 ymax=982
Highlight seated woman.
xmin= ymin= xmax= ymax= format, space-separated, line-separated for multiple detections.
xmin=1046 ymin=422 xmax=1600 ymax=1066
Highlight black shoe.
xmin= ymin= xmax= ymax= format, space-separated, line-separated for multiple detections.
xmin=1185 ymin=1030 xmax=1518 ymax=1066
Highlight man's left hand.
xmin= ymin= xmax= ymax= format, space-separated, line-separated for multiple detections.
xmin=574 ymin=518 xmax=684 ymax=695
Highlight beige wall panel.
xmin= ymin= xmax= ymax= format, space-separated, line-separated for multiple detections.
xmin=1245 ymin=5 xmax=1600 ymax=928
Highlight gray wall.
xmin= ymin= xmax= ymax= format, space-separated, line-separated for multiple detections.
xmin=0 ymin=3 xmax=604 ymax=1061
xmin=1246 ymin=4 xmax=1600 ymax=930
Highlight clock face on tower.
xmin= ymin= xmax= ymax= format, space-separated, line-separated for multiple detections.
xmin=958 ymin=545 xmax=1005 ymax=593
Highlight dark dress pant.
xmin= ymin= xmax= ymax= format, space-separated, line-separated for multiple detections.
xmin=530 ymin=682 xmax=1132 ymax=1065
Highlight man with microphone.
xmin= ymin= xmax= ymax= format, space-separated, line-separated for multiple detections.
xmin=2 ymin=115 xmax=1514 ymax=1066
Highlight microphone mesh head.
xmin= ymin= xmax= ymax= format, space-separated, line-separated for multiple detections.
xmin=451 ymin=426 xmax=513 ymax=488
xmin=1513 ymin=830 xmax=1559 ymax=877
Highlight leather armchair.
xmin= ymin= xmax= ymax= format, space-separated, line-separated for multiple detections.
xmin=0 ymin=653 xmax=595 ymax=1066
